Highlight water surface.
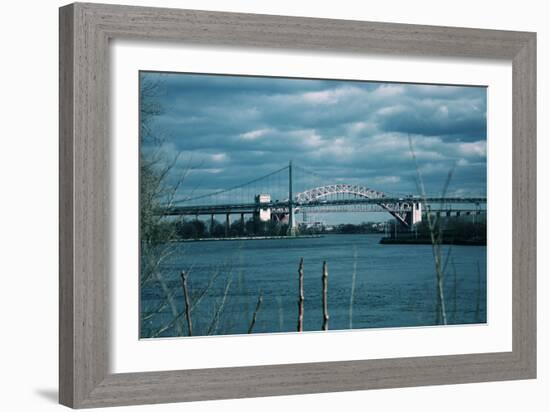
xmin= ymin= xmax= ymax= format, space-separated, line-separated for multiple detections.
xmin=140 ymin=234 xmax=486 ymax=337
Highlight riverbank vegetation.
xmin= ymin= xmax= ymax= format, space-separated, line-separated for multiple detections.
xmin=139 ymin=75 xmax=266 ymax=337
xmin=381 ymin=216 xmax=486 ymax=245
xmin=144 ymin=214 xmax=485 ymax=243
xmin=169 ymin=217 xmax=290 ymax=239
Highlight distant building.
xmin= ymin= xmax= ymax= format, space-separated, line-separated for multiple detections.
xmin=306 ymin=221 xmax=325 ymax=229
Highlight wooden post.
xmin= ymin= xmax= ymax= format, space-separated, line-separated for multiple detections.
xmin=322 ymin=261 xmax=329 ymax=331
xmin=297 ymin=258 xmax=304 ymax=332
xmin=180 ymin=271 xmax=193 ymax=336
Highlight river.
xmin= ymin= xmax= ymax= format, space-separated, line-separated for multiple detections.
xmin=140 ymin=234 xmax=486 ymax=338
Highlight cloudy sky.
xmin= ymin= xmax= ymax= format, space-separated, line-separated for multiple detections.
xmin=140 ymin=71 xmax=487 ymax=223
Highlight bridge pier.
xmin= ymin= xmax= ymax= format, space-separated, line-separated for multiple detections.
xmin=210 ymin=214 xmax=214 ymax=236
xmin=392 ymin=201 xmax=423 ymax=229
xmin=287 ymin=160 xmax=297 ymax=236
xmin=240 ymin=213 xmax=245 ymax=235
xmin=225 ymin=213 xmax=230 ymax=237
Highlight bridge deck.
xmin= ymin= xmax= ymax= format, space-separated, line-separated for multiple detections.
xmin=161 ymin=197 xmax=487 ymax=216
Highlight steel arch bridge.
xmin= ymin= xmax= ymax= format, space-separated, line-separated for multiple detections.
xmin=161 ymin=161 xmax=486 ymax=234
xmin=294 ymin=184 xmax=386 ymax=203
xmin=292 ymin=184 xmax=419 ymax=226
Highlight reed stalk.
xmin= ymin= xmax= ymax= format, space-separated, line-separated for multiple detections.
xmin=452 ymin=258 xmax=458 ymax=322
xmin=476 ymin=260 xmax=481 ymax=322
xmin=409 ymin=136 xmax=450 ymax=325
xmin=349 ymin=247 xmax=357 ymax=329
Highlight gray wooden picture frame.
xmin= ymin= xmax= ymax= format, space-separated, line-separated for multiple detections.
xmin=59 ymin=2 xmax=536 ymax=408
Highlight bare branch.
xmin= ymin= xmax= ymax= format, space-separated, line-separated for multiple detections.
xmin=207 ymin=275 xmax=233 ymax=335
xmin=151 ymin=269 xmax=184 ymax=336
xmin=181 ymin=271 xmax=193 ymax=336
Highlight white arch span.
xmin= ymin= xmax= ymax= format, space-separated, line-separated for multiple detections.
xmin=293 ymin=184 xmax=415 ymax=226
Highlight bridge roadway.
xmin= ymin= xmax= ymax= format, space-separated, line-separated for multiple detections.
xmin=161 ymin=197 xmax=487 ymax=216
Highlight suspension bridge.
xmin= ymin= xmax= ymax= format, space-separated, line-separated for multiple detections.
xmin=161 ymin=161 xmax=486 ymax=235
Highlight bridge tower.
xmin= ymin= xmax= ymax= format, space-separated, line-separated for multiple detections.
xmin=255 ymin=194 xmax=272 ymax=222
xmin=405 ymin=202 xmax=423 ymax=226
xmin=287 ymin=160 xmax=297 ymax=236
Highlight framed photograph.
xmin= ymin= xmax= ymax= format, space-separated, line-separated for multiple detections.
xmin=59 ymin=2 xmax=536 ymax=408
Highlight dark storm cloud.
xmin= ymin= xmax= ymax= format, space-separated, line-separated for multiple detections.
xmin=140 ymin=71 xmax=487 ymax=204
xmin=375 ymin=93 xmax=486 ymax=139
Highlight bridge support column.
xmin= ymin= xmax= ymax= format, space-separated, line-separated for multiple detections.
xmin=225 ymin=213 xmax=230 ymax=237
xmin=241 ymin=213 xmax=245 ymax=235
xmin=252 ymin=210 xmax=258 ymax=232
xmin=403 ymin=202 xmax=422 ymax=229
xmin=210 ymin=214 xmax=214 ymax=236
xmin=287 ymin=160 xmax=297 ymax=236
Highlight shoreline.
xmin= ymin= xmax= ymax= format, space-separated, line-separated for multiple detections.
xmin=173 ymin=234 xmax=324 ymax=242
xmin=380 ymin=237 xmax=486 ymax=246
